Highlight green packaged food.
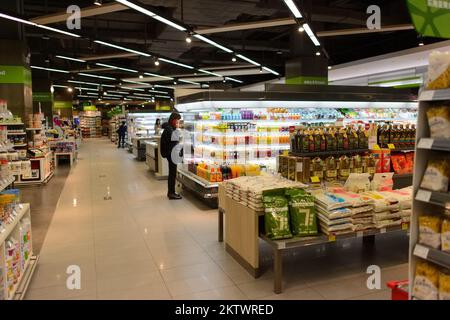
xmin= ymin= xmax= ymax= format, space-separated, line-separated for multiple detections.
xmin=285 ymin=188 xmax=318 ymax=236
xmin=263 ymin=191 xmax=292 ymax=240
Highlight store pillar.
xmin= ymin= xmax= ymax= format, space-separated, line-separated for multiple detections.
xmin=53 ymin=90 xmax=74 ymax=120
xmin=285 ymin=26 xmax=328 ymax=85
xmin=0 ymin=39 xmax=33 ymax=121
xmin=32 ymin=78 xmax=53 ymax=126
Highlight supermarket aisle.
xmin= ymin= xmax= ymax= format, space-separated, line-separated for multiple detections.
xmin=25 ymin=139 xmax=409 ymax=300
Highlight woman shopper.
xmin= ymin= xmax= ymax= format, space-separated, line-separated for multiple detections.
xmin=154 ymin=118 xmax=162 ymax=135
xmin=160 ymin=112 xmax=182 ymax=200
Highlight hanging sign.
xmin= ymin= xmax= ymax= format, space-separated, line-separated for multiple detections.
xmin=407 ymin=0 xmax=450 ymax=38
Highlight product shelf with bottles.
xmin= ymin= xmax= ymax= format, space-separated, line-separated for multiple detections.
xmin=176 ymin=85 xmax=418 ymax=205
xmin=409 ymin=51 xmax=450 ymax=301
xmin=80 ymin=111 xmax=101 ymax=138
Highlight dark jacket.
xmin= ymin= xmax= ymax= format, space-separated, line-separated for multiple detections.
xmin=160 ymin=122 xmax=179 ymax=158
xmin=117 ymin=124 xmax=127 ymax=136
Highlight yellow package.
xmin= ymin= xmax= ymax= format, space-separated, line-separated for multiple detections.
xmin=442 ymin=219 xmax=450 ymax=252
xmin=419 ymin=215 xmax=442 ymax=249
xmin=413 ymin=261 xmax=439 ymax=300
xmin=420 ymin=159 xmax=450 ymax=192
xmin=426 ymin=107 xmax=450 ymax=139
xmin=440 ymin=272 xmax=450 ymax=300
xmin=427 ymin=51 xmax=450 ymax=90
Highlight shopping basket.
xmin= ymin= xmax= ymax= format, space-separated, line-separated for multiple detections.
xmin=386 ymin=280 xmax=409 ymax=300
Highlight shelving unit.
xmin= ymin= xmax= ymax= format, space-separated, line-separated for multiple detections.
xmin=0 ymin=203 xmax=38 ymax=300
xmin=409 ymin=87 xmax=450 ymax=299
xmin=80 ymin=111 xmax=101 ymax=138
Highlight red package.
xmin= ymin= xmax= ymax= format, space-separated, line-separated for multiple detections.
xmin=391 ymin=154 xmax=407 ymax=174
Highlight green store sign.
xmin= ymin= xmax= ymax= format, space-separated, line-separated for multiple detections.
xmin=286 ymin=76 xmax=328 ymax=85
xmin=407 ymin=0 xmax=450 ymax=38
xmin=53 ymin=101 xmax=73 ymax=109
xmin=0 ymin=66 xmax=32 ymax=85
xmin=33 ymin=92 xmax=53 ymax=102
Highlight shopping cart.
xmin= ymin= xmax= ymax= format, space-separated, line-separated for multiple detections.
xmin=387 ymin=280 xmax=409 ymax=300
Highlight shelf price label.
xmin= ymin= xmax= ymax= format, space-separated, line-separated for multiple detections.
xmin=328 ymin=234 xmax=336 ymax=242
xmin=416 ymin=189 xmax=432 ymax=203
xmin=356 ymin=231 xmax=364 ymax=238
xmin=311 ymin=176 xmax=320 ymax=183
xmin=419 ymin=90 xmax=434 ymax=101
xmin=380 ymin=228 xmax=387 ymax=234
xmin=372 ymin=144 xmax=381 ymax=150
xmin=402 ymin=223 xmax=409 ymax=231
xmin=418 ymin=138 xmax=434 ymax=149
xmin=388 ymin=144 xmax=396 ymax=150
xmin=414 ymin=244 xmax=429 ymax=260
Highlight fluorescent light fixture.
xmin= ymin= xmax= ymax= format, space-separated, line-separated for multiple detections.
xmin=94 ymin=0 xmax=102 ymax=6
xmin=76 ymin=87 xmax=100 ymax=91
xmin=77 ymin=95 xmax=98 ymax=98
xmin=0 ymin=13 xmax=36 ymax=26
xmin=122 ymin=79 xmax=151 ymax=86
xmin=147 ymin=90 xmax=170 ymax=94
xmin=179 ymin=79 xmax=201 ymax=85
xmin=133 ymin=93 xmax=155 ymax=98
xmin=153 ymin=15 xmax=186 ymax=31
xmin=283 ymin=0 xmax=303 ymax=18
xmin=262 ymin=66 xmax=279 ymax=76
xmin=87 ymin=92 xmax=99 ymax=95
xmin=51 ymin=85 xmax=69 ymax=88
xmin=236 ymin=54 xmax=260 ymax=66
xmin=116 ymin=0 xmax=186 ymax=31
xmin=144 ymin=72 xmax=173 ymax=80
xmin=193 ymin=34 xmax=233 ymax=53
xmin=120 ymin=86 xmax=145 ymax=92
xmin=56 ymin=55 xmax=86 ymax=63
xmin=78 ymin=73 xmax=116 ymax=80
xmin=154 ymin=84 xmax=175 ymax=89
xmin=68 ymin=80 xmax=116 ymax=88
xmin=104 ymin=94 xmax=123 ymax=98
xmin=225 ymin=77 xmax=243 ymax=84
xmin=94 ymin=40 xmax=150 ymax=57
xmin=37 ymin=25 xmax=80 ymax=38
xmin=158 ymin=58 xmax=194 ymax=69
xmin=198 ymin=69 xmax=222 ymax=77
xmin=31 ymin=66 xmax=69 ymax=73
xmin=96 ymin=63 xmax=138 ymax=73
xmin=155 ymin=95 xmax=172 ymax=99
xmin=108 ymin=91 xmax=129 ymax=95
xmin=303 ymin=23 xmax=321 ymax=46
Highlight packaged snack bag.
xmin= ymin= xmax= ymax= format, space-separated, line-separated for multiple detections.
xmin=420 ymin=159 xmax=450 ymax=192
xmin=426 ymin=51 xmax=450 ymax=90
xmin=426 ymin=107 xmax=450 ymax=139
xmin=413 ymin=261 xmax=439 ymax=300
xmin=263 ymin=190 xmax=292 ymax=240
xmin=419 ymin=215 xmax=442 ymax=249
xmin=442 ymin=219 xmax=450 ymax=252
xmin=285 ymin=188 xmax=317 ymax=236
xmin=439 ymin=272 xmax=450 ymax=300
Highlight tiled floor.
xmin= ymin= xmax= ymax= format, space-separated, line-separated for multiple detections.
xmin=25 ymin=139 xmax=409 ymax=300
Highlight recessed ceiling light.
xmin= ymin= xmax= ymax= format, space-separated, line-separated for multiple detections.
xmin=94 ymin=0 xmax=102 ymax=6
xmin=139 ymin=75 xmax=144 ymax=79
xmin=298 ymin=26 xmax=305 ymax=32
xmin=316 ymin=51 xmax=321 ymax=56
xmin=155 ymin=59 xmax=160 ymax=66
xmin=186 ymin=36 xmax=192 ymax=43
xmin=232 ymin=56 xmax=237 ymax=62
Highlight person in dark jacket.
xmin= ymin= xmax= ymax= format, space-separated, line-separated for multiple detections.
xmin=117 ymin=121 xmax=127 ymax=148
xmin=160 ymin=112 xmax=182 ymax=200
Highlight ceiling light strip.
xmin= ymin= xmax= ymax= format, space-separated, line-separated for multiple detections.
xmin=96 ymin=63 xmax=138 ymax=73
xmin=78 ymin=73 xmax=116 ymax=80
xmin=143 ymin=72 xmax=173 ymax=80
xmin=94 ymin=40 xmax=150 ymax=57
xmin=198 ymin=69 xmax=222 ymax=77
xmin=158 ymin=58 xmax=194 ymax=70
xmin=225 ymin=77 xmax=243 ymax=84
xmin=262 ymin=66 xmax=280 ymax=76
xmin=120 ymin=86 xmax=145 ymax=92
xmin=31 ymin=66 xmax=69 ymax=73
xmin=283 ymin=0 xmax=303 ymax=18
xmin=56 ymin=55 xmax=86 ymax=63
xmin=302 ymin=23 xmax=321 ymax=46
xmin=235 ymin=54 xmax=260 ymax=67
xmin=179 ymin=79 xmax=201 ymax=85
xmin=193 ymin=34 xmax=233 ymax=53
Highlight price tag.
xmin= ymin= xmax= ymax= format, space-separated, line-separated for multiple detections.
xmin=419 ymin=90 xmax=434 ymax=101
xmin=328 ymin=234 xmax=336 ymax=242
xmin=357 ymin=231 xmax=364 ymax=238
xmin=311 ymin=176 xmax=320 ymax=183
xmin=296 ymin=162 xmax=303 ymax=172
xmin=413 ymin=244 xmax=429 ymax=259
xmin=402 ymin=223 xmax=409 ymax=231
xmin=380 ymin=228 xmax=387 ymax=234
xmin=418 ymin=138 xmax=434 ymax=149
xmin=372 ymin=144 xmax=381 ymax=150
xmin=282 ymin=150 xmax=289 ymax=156
xmin=388 ymin=144 xmax=396 ymax=150
xmin=278 ymin=242 xmax=286 ymax=249
xmin=416 ymin=189 xmax=432 ymax=203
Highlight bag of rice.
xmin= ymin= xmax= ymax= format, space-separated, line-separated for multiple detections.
xmin=263 ymin=190 xmax=292 ymax=240
xmin=413 ymin=261 xmax=439 ymax=300
xmin=419 ymin=215 xmax=442 ymax=249
xmin=285 ymin=188 xmax=317 ymax=236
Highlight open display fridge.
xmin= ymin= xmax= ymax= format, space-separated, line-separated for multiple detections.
xmin=176 ymin=85 xmax=418 ymax=206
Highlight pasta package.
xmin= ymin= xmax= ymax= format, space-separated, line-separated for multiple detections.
xmin=413 ymin=261 xmax=439 ymax=300
xmin=439 ymin=272 xmax=450 ymax=300
xmin=442 ymin=219 xmax=450 ymax=252
xmin=263 ymin=192 xmax=292 ymax=240
xmin=419 ymin=215 xmax=442 ymax=249
xmin=427 ymin=51 xmax=450 ymax=90
xmin=420 ymin=159 xmax=450 ymax=193
xmin=426 ymin=107 xmax=450 ymax=139
xmin=285 ymin=188 xmax=317 ymax=236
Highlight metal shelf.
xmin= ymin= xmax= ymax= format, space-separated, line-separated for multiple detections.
xmin=290 ymin=149 xmax=370 ymax=157
xmin=0 ymin=122 xmax=24 ymax=126
xmin=415 ymin=189 xmax=450 ymax=208
xmin=413 ymin=244 xmax=450 ymax=269
xmin=417 ymin=138 xmax=450 ymax=152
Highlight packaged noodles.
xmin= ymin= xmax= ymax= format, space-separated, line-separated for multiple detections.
xmin=419 ymin=215 xmax=442 ymax=249
xmin=439 ymin=272 xmax=450 ymax=300
xmin=413 ymin=261 xmax=439 ymax=300
xmin=426 ymin=107 xmax=450 ymax=139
